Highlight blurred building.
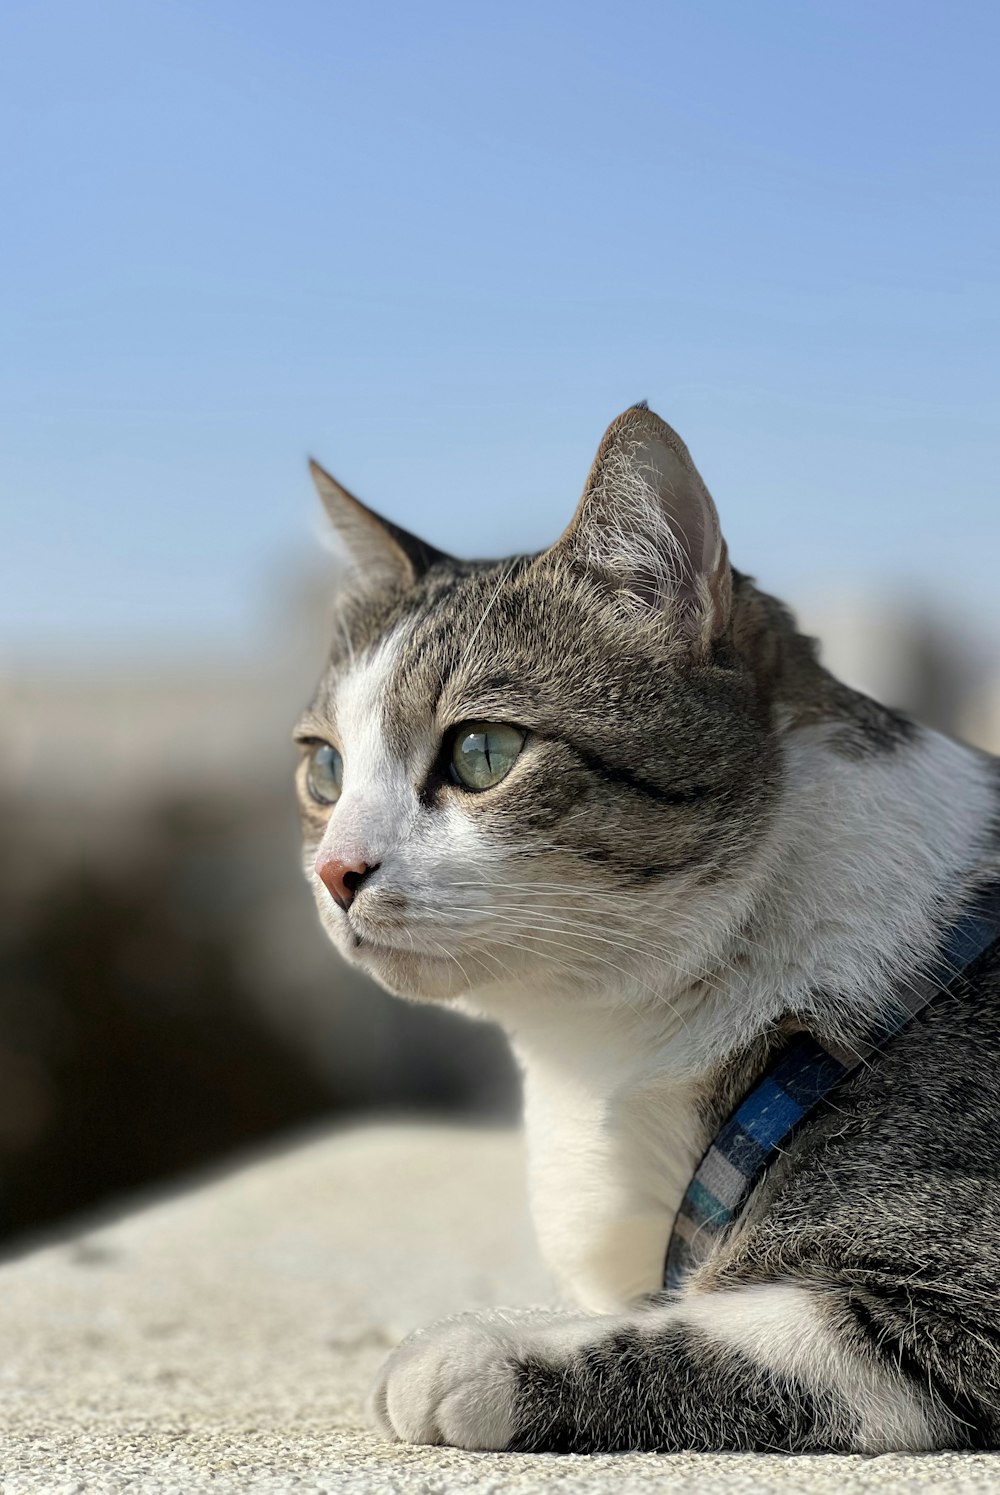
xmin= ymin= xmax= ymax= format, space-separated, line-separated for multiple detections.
xmin=796 ymin=587 xmax=999 ymax=750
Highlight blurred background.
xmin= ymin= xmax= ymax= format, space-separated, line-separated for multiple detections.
xmin=1 ymin=0 xmax=998 ymax=1245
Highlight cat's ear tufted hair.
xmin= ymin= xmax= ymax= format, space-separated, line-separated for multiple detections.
xmin=551 ymin=405 xmax=732 ymax=651
xmin=309 ymin=459 xmax=452 ymax=591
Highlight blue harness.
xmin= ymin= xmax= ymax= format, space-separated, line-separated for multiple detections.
xmin=664 ymin=882 xmax=1000 ymax=1291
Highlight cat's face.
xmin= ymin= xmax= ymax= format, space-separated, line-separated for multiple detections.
xmin=295 ymin=407 xmax=781 ymax=1007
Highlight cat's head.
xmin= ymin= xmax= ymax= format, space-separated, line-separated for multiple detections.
xmin=294 ymin=406 xmax=781 ymax=1008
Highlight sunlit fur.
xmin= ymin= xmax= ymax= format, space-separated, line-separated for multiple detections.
xmin=297 ymin=406 xmax=1000 ymax=1453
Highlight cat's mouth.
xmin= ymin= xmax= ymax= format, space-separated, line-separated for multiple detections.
xmin=350 ymin=929 xmax=390 ymax=953
xmin=351 ymin=931 xmax=403 ymax=956
xmin=348 ymin=925 xmax=449 ymax=963
xmin=340 ymin=920 xmax=474 ymax=1001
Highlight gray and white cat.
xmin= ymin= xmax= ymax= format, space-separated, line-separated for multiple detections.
xmin=295 ymin=406 xmax=1000 ymax=1453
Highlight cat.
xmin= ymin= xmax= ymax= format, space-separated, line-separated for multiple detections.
xmin=294 ymin=405 xmax=1000 ymax=1453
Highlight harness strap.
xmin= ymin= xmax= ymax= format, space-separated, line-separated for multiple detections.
xmin=664 ymin=881 xmax=1000 ymax=1291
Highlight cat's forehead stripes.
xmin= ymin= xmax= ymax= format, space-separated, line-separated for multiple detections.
xmin=379 ymin=567 xmax=539 ymax=752
xmin=318 ymin=559 xmax=535 ymax=758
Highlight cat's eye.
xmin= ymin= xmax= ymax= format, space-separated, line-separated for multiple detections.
xmin=305 ymin=741 xmax=344 ymax=805
xmin=450 ymin=721 xmax=525 ymax=791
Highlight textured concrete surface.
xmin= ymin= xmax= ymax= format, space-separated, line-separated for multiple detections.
xmin=0 ymin=1122 xmax=996 ymax=1493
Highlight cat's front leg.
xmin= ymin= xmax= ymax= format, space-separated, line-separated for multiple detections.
xmin=370 ymin=1285 xmax=953 ymax=1453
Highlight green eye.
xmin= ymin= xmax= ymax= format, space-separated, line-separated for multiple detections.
xmin=451 ymin=721 xmax=525 ymax=791
xmin=306 ymin=742 xmax=343 ymax=804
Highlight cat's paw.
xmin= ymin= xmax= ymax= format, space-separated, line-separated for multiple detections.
xmin=369 ymin=1308 xmax=564 ymax=1449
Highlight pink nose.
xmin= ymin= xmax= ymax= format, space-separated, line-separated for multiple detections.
xmin=315 ymin=856 xmax=377 ymax=911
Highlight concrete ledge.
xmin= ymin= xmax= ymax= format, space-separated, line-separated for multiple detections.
xmin=0 ymin=1123 xmax=996 ymax=1492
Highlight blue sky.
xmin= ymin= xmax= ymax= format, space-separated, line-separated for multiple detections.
xmin=2 ymin=0 xmax=998 ymax=663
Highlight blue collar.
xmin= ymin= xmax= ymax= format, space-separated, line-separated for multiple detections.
xmin=664 ymin=881 xmax=1000 ymax=1291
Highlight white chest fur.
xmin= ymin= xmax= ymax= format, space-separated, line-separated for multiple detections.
xmin=512 ymin=1018 xmax=707 ymax=1312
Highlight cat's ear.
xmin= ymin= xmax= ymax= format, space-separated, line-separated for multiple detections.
xmin=309 ymin=459 xmax=451 ymax=591
xmin=551 ymin=405 xmax=731 ymax=649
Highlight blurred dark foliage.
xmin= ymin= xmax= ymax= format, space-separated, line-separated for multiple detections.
xmin=0 ymin=814 xmax=324 ymax=1238
xmin=0 ymin=788 xmax=515 ymax=1245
